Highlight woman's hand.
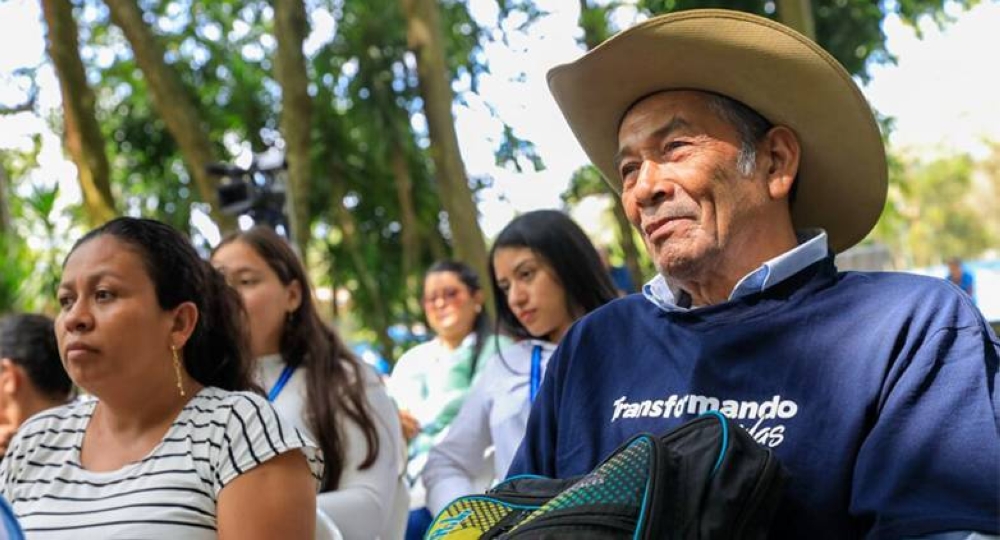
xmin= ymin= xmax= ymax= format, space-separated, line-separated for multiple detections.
xmin=399 ymin=409 xmax=421 ymax=442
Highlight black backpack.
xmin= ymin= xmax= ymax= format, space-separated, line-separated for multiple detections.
xmin=425 ymin=411 xmax=786 ymax=539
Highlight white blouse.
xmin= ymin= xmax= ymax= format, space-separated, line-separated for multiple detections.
xmin=257 ymin=354 xmax=408 ymax=540
xmin=422 ymin=340 xmax=556 ymax=515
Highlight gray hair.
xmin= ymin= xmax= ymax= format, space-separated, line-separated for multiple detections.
xmin=704 ymin=93 xmax=773 ymax=176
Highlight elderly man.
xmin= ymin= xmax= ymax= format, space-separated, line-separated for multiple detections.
xmin=507 ymin=10 xmax=1000 ymax=539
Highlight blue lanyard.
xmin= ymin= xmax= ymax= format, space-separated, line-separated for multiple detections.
xmin=268 ymin=365 xmax=297 ymax=402
xmin=529 ymin=345 xmax=542 ymax=403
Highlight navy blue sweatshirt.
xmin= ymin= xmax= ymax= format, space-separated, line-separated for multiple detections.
xmin=508 ymin=258 xmax=1000 ymax=539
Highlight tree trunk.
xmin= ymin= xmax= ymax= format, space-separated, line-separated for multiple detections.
xmin=272 ymin=0 xmax=312 ymax=253
xmin=610 ymin=200 xmax=645 ymax=290
xmin=329 ymin=166 xmax=395 ymax=360
xmin=401 ymin=0 xmax=492 ymax=308
xmin=422 ymin=214 xmax=449 ymax=262
xmin=578 ymin=0 xmax=646 ymax=288
xmin=41 ymin=0 xmax=116 ymax=226
xmin=326 ymin=244 xmax=340 ymax=320
xmin=390 ymin=136 xmax=420 ymax=318
xmin=103 ymin=0 xmax=231 ymax=228
xmin=0 ymin=158 xmax=10 ymax=235
xmin=776 ymin=0 xmax=816 ymax=40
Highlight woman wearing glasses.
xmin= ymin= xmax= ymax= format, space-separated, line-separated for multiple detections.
xmin=388 ymin=261 xmax=509 ymax=540
xmin=422 ymin=210 xmax=619 ymax=517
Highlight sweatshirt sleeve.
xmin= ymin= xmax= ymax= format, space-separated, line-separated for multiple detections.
xmin=851 ymin=302 xmax=1000 ymax=538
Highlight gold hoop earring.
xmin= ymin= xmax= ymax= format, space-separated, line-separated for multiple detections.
xmin=171 ymin=345 xmax=186 ymax=397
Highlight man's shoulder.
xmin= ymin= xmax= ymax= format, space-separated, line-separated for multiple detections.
xmin=828 ymin=270 xmax=985 ymax=331
xmin=835 ymin=269 xmax=969 ymax=302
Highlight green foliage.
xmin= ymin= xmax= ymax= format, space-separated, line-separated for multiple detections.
xmin=307 ymin=0 xmax=441 ymax=347
xmin=562 ymin=164 xmax=608 ymax=203
xmin=869 ymin=151 xmax=995 ymax=267
xmin=1 ymin=142 xmax=51 ymax=313
xmin=296 ymin=0 xmax=548 ymax=358
xmin=80 ymin=0 xmax=279 ymax=229
xmin=8 ymin=0 xmax=982 ymax=355
xmin=631 ymin=0 xmax=975 ymax=81
xmin=0 ymin=181 xmax=70 ymax=314
xmin=496 ymin=125 xmax=545 ymax=173
xmin=0 ymin=233 xmax=28 ymax=312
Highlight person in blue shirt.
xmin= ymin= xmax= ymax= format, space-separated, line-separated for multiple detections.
xmin=422 ymin=210 xmax=618 ymax=516
xmin=508 ymin=10 xmax=1000 ymax=540
xmin=946 ymin=257 xmax=976 ymax=301
xmin=597 ymin=245 xmax=636 ymax=295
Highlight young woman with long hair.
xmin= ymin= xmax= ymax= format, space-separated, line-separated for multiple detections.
xmin=212 ymin=226 xmax=406 ymax=539
xmin=422 ymin=210 xmax=619 ymax=515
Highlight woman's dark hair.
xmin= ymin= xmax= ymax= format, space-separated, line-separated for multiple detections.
xmin=423 ymin=260 xmax=492 ymax=377
xmin=489 ymin=210 xmax=618 ymax=340
xmin=215 ymin=226 xmax=379 ymax=491
xmin=67 ymin=217 xmax=254 ymax=391
xmin=0 ymin=313 xmax=73 ymax=400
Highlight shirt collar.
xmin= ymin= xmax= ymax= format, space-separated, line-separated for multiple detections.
xmin=433 ymin=332 xmax=478 ymax=350
xmin=642 ymin=229 xmax=829 ymax=312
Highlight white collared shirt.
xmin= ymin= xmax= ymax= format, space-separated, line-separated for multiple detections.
xmin=643 ymin=229 xmax=829 ymax=311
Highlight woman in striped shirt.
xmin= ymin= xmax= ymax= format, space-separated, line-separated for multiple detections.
xmin=0 ymin=217 xmax=323 ymax=539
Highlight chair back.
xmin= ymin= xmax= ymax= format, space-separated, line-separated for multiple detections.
xmin=0 ymin=496 xmax=24 ymax=540
xmin=315 ymin=509 xmax=343 ymax=540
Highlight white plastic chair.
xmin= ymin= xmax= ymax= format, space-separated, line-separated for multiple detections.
xmin=0 ymin=496 xmax=24 ymax=540
xmin=315 ymin=509 xmax=344 ymax=540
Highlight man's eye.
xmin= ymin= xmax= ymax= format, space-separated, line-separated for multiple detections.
xmin=664 ymin=140 xmax=689 ymax=153
xmin=620 ymin=163 xmax=638 ymax=180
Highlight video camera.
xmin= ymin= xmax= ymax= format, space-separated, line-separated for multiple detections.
xmin=208 ymin=150 xmax=290 ymax=235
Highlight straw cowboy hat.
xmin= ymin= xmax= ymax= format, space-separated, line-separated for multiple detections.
xmin=547 ymin=9 xmax=887 ymax=253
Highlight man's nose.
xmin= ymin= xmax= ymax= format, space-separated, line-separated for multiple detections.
xmin=632 ymin=160 xmax=673 ymax=207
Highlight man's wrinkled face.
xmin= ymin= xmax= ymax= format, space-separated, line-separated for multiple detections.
xmin=616 ymin=91 xmax=771 ymax=280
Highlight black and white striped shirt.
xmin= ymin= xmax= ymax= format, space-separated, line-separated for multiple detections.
xmin=0 ymin=387 xmax=323 ymax=539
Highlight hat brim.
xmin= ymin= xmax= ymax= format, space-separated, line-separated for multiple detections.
xmin=547 ymin=9 xmax=887 ymax=253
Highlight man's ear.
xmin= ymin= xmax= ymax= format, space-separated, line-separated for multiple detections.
xmin=169 ymin=302 xmax=199 ymax=349
xmin=762 ymin=126 xmax=800 ymax=201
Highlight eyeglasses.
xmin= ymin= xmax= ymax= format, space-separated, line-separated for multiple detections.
xmin=422 ymin=287 xmax=463 ymax=306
